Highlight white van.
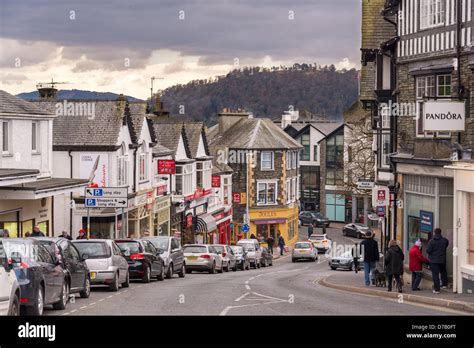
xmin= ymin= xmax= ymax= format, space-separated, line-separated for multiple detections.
xmin=0 ymin=240 xmax=20 ymax=315
xmin=236 ymin=239 xmax=262 ymax=269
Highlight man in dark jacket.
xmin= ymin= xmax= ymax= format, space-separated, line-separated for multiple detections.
xmin=30 ymin=225 xmax=45 ymax=237
xmin=427 ymin=228 xmax=449 ymax=293
xmin=385 ymin=240 xmax=404 ymax=292
xmin=360 ymin=231 xmax=379 ymax=286
xmin=266 ymin=236 xmax=275 ymax=255
xmin=277 ymin=232 xmax=285 ymax=256
xmin=307 ymin=224 xmax=314 ymax=239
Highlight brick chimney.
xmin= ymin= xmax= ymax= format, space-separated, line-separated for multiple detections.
xmin=218 ymin=108 xmax=250 ymax=134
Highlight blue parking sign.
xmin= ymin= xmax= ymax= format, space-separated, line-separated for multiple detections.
xmin=241 ymin=224 xmax=249 ymax=233
xmin=86 ymin=199 xmax=97 ymax=207
xmin=93 ymin=189 xmax=103 ymax=196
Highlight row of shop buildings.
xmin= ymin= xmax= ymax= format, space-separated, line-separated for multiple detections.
xmin=360 ymin=0 xmax=474 ymax=294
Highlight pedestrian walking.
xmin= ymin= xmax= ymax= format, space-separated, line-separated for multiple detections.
xmin=77 ymin=229 xmax=87 ymax=240
xmin=277 ymin=232 xmax=285 ymax=256
xmin=360 ymin=231 xmax=379 ymax=286
xmin=307 ymin=224 xmax=314 ymax=239
xmin=426 ymin=228 xmax=449 ymax=294
xmin=31 ymin=225 xmax=45 ymax=237
xmin=60 ymin=231 xmax=72 ymax=240
xmin=409 ymin=240 xmax=428 ymax=291
xmin=1 ymin=229 xmax=9 ymax=238
xmin=385 ymin=240 xmax=404 ymax=293
xmin=267 ymin=235 xmax=275 ymax=255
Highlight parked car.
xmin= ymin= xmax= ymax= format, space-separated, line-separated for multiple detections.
xmin=115 ymin=239 xmax=164 ymax=283
xmin=37 ymin=237 xmax=90 ymax=298
xmin=236 ymin=239 xmax=262 ymax=269
xmin=342 ymin=223 xmax=372 ymax=239
xmin=183 ymin=244 xmax=223 ymax=274
xmin=299 ymin=211 xmax=330 ymax=227
xmin=2 ymin=238 xmax=68 ymax=315
xmin=260 ymin=247 xmax=273 ymax=267
xmin=292 ymin=241 xmax=318 ymax=262
xmin=0 ymin=240 xmax=20 ymax=315
xmin=212 ymin=245 xmax=237 ymax=272
xmin=143 ymin=236 xmax=185 ymax=279
xmin=308 ymin=234 xmax=332 ymax=253
xmin=328 ymin=251 xmax=363 ymax=271
xmin=229 ymin=245 xmax=250 ymax=270
xmin=72 ymin=240 xmax=129 ymax=291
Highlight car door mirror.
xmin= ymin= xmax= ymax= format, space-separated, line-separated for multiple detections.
xmin=82 ymin=254 xmax=89 ymax=261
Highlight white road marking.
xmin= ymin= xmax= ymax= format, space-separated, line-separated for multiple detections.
xmin=98 ymin=299 xmax=104 ymax=302
xmin=245 ymin=284 xmax=251 ymax=290
xmin=244 ymin=281 xmax=249 ymax=284
xmin=62 ymin=312 xmax=70 ymax=316
xmin=220 ymin=300 xmax=286 ymax=316
xmin=107 ymin=295 xmax=113 ymax=299
xmin=252 ymin=292 xmax=289 ymax=302
xmin=235 ymin=292 xmax=250 ymax=302
xmin=248 ymin=277 xmax=255 ymax=281
xmin=70 ymin=309 xmax=77 ymax=313
xmin=80 ymin=306 xmax=88 ymax=310
xmin=89 ymin=302 xmax=96 ymax=306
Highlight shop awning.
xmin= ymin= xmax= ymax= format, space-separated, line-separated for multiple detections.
xmin=196 ymin=213 xmax=217 ymax=233
xmin=0 ymin=178 xmax=89 ymax=199
xmin=251 ymin=219 xmax=287 ymax=225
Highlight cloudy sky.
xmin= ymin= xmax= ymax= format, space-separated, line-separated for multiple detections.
xmin=0 ymin=0 xmax=361 ymax=99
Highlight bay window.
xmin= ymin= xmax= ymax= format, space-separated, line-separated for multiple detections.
xmin=257 ymin=181 xmax=277 ymax=205
xmin=196 ymin=160 xmax=212 ymax=189
xmin=2 ymin=120 xmax=10 ymax=154
xmin=175 ymin=163 xmax=194 ymax=196
xmin=286 ymin=151 xmax=291 ymax=169
xmin=223 ymin=176 xmax=232 ymax=205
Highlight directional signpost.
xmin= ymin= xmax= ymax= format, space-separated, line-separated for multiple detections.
xmin=84 ymin=187 xmax=129 ymax=238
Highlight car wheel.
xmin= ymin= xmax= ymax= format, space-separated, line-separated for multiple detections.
xmin=208 ymin=262 xmax=216 ymax=274
xmin=178 ymin=263 xmax=185 ymax=278
xmin=224 ymin=262 xmax=230 ymax=272
xmin=142 ymin=264 xmax=151 ymax=283
xmin=292 ymin=258 xmax=296 ymax=263
xmin=110 ymin=272 xmax=120 ymax=291
xmin=330 ymin=266 xmax=337 ymax=270
xmin=348 ymin=262 xmax=354 ymax=271
xmin=343 ymin=229 xmax=347 ymax=236
xmin=263 ymin=259 xmax=268 ymax=267
xmin=186 ymin=267 xmax=192 ymax=274
xmin=122 ymin=271 xmax=130 ymax=287
xmin=166 ymin=263 xmax=173 ymax=279
xmin=53 ymin=280 xmax=69 ymax=310
xmin=232 ymin=262 xmax=237 ymax=272
xmin=9 ymin=293 xmax=20 ymax=316
xmin=217 ymin=262 xmax=224 ymax=273
xmin=157 ymin=263 xmax=165 ymax=281
xmin=80 ymin=276 xmax=91 ymax=298
xmin=257 ymin=260 xmax=261 ymax=269
xmin=27 ymin=285 xmax=44 ymax=316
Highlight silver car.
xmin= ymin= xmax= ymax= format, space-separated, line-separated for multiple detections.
xmin=183 ymin=244 xmax=223 ymax=274
xmin=291 ymin=241 xmax=318 ymax=262
xmin=143 ymin=236 xmax=185 ymax=279
xmin=72 ymin=240 xmax=129 ymax=291
xmin=212 ymin=245 xmax=237 ymax=272
xmin=229 ymin=245 xmax=250 ymax=271
xmin=328 ymin=251 xmax=363 ymax=271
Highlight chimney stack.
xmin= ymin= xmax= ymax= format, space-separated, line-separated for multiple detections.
xmin=218 ymin=108 xmax=250 ymax=134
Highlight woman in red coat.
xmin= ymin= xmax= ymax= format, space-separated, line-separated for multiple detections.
xmin=409 ymin=240 xmax=428 ymax=291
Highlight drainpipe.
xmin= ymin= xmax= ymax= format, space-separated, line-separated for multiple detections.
xmin=69 ymin=150 xmax=73 ymax=236
xmin=456 ymin=0 xmax=463 ymax=148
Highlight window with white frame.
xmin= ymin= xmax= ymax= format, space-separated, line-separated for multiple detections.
xmin=2 ymin=120 xmax=10 ymax=154
xmin=257 ymin=181 xmax=277 ymax=205
xmin=175 ymin=163 xmax=194 ymax=196
xmin=286 ymin=151 xmax=291 ymax=169
xmin=31 ymin=121 xmax=40 ymax=153
xmin=292 ymin=177 xmax=297 ymax=201
xmin=380 ymin=105 xmax=391 ymax=129
xmin=292 ymin=151 xmax=297 ymax=168
xmin=223 ymin=176 xmax=232 ymax=205
xmin=416 ymin=74 xmax=451 ymax=138
xmin=117 ymin=144 xmax=128 ymax=186
xmin=297 ymin=176 xmax=300 ymax=200
xmin=138 ymin=142 xmax=148 ymax=182
xmin=196 ymin=160 xmax=212 ymax=189
xmin=261 ymin=151 xmax=274 ymax=170
xmin=286 ymin=179 xmax=291 ymax=203
xmin=381 ymin=133 xmax=391 ymax=168
xmin=420 ymin=0 xmax=445 ymax=30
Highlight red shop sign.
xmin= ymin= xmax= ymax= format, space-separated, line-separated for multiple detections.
xmin=158 ymin=160 xmax=175 ymax=174
xmin=156 ymin=184 xmax=167 ymax=197
xmin=233 ymin=193 xmax=241 ymax=203
xmin=186 ymin=214 xmax=193 ymax=228
xmin=213 ymin=212 xmax=225 ymax=221
xmin=212 ymin=175 xmax=221 ymax=188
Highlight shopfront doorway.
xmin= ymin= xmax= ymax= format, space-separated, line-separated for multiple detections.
xmin=256 ymin=224 xmax=277 ymax=241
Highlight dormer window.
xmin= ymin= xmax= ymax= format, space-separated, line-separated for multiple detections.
xmin=2 ymin=120 xmax=11 ymax=155
xmin=196 ymin=160 xmax=212 ymax=189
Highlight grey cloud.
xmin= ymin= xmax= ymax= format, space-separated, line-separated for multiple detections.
xmin=0 ymin=0 xmax=360 ymax=69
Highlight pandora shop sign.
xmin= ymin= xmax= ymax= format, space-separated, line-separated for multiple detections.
xmin=424 ymin=101 xmax=465 ymax=131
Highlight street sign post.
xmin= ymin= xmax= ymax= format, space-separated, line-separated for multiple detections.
xmin=241 ymin=224 xmax=249 ymax=234
xmin=85 ymin=187 xmax=128 ymax=198
xmin=85 ymin=198 xmax=128 ymax=208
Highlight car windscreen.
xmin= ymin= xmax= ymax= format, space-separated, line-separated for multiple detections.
xmin=295 ymin=243 xmax=311 ymax=249
xmin=230 ymin=246 xmax=243 ymax=253
xmin=354 ymin=224 xmax=368 ymax=229
xmin=240 ymin=244 xmax=254 ymax=252
xmin=183 ymin=246 xmax=207 ymax=254
xmin=312 ymin=213 xmax=322 ymax=218
xmin=213 ymin=246 xmax=225 ymax=253
xmin=145 ymin=238 xmax=169 ymax=251
xmin=74 ymin=242 xmax=111 ymax=259
xmin=115 ymin=241 xmax=142 ymax=254
xmin=1 ymin=240 xmax=39 ymax=262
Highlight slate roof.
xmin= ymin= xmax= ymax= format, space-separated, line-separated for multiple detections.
xmin=0 ymin=178 xmax=89 ymax=192
xmin=208 ymin=118 xmax=302 ymax=150
xmin=0 ymin=90 xmax=53 ymax=116
xmin=152 ymin=122 xmax=190 ymax=158
xmin=184 ymin=122 xmax=210 ymax=158
xmin=0 ymin=168 xmax=40 ymax=178
xmin=31 ymin=100 xmax=145 ymax=149
xmin=152 ymin=143 xmax=173 ymax=157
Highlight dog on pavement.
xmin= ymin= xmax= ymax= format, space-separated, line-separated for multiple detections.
xmin=373 ymin=269 xmax=387 ymax=288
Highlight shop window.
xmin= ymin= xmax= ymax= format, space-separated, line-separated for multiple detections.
xmin=261 ymin=151 xmax=274 ymax=170
xmin=300 ymin=134 xmax=310 ymax=161
xmin=37 ymin=221 xmax=49 ymax=236
xmin=0 ymin=222 xmax=18 ymax=238
xmin=326 ymin=193 xmax=345 ymax=221
xmin=257 ymin=181 xmax=277 ymax=205
xmin=21 ymin=219 xmax=34 ymax=237
xmin=196 ymin=160 xmax=212 ymax=189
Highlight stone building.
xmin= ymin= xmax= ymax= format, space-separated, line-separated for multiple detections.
xmin=208 ymin=109 xmax=302 ymax=245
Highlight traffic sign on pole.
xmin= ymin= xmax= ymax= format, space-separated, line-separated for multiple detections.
xmin=85 ymin=197 xmax=128 ymax=208
xmin=85 ymin=187 xmax=128 ymax=198
xmin=241 ymin=224 xmax=250 ymax=233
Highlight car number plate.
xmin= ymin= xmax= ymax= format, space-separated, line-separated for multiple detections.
xmin=90 ymin=272 xmax=96 ymax=280
xmin=187 ymin=256 xmax=198 ymax=260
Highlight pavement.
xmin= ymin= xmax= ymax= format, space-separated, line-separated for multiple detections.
xmin=43 ymin=224 xmax=472 ymax=316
